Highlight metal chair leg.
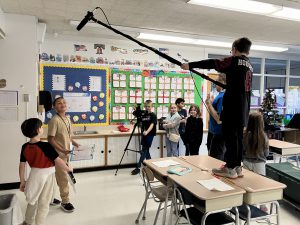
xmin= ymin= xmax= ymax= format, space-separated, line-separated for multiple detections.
xmin=154 ymin=202 xmax=162 ymax=225
xmin=135 ymin=192 xmax=150 ymax=223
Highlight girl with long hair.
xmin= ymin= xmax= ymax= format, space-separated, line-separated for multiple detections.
xmin=243 ymin=111 xmax=269 ymax=212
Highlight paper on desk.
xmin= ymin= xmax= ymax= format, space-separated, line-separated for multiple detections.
xmin=197 ymin=178 xmax=234 ymax=192
xmin=152 ymin=160 xmax=180 ymax=167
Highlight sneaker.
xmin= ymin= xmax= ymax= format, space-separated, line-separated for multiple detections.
xmin=61 ymin=202 xmax=75 ymax=213
xmin=235 ymin=166 xmax=244 ymax=178
xmin=131 ymin=168 xmax=140 ymax=175
xmin=260 ymin=205 xmax=268 ymax=213
xmin=50 ymin=198 xmax=61 ymax=206
xmin=212 ymin=166 xmax=238 ymax=179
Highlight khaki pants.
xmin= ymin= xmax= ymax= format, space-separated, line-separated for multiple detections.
xmin=25 ymin=174 xmax=55 ymax=225
xmin=55 ymin=155 xmax=70 ymax=203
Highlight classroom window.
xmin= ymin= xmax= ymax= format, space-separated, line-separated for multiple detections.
xmin=252 ymin=75 xmax=261 ymax=91
xmin=265 ymin=59 xmax=287 ymax=75
xmin=290 ymin=61 xmax=300 ymax=76
xmin=287 ymin=78 xmax=300 ymax=114
xmin=249 ymin=57 xmax=262 ymax=74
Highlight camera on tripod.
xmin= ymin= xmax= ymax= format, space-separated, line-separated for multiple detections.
xmin=132 ymin=104 xmax=146 ymax=121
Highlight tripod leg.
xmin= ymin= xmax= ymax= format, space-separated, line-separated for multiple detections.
xmin=115 ymin=123 xmax=138 ymax=176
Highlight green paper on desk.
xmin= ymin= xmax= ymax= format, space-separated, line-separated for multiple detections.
xmin=167 ymin=165 xmax=192 ymax=176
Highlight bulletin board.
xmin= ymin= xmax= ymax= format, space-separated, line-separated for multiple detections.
xmin=40 ymin=63 xmax=109 ymax=126
xmin=110 ymin=68 xmax=203 ymax=123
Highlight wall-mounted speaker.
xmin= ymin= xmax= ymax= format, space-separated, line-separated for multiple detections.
xmin=39 ymin=91 xmax=52 ymax=112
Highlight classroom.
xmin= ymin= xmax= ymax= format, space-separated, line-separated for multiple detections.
xmin=0 ymin=1 xmax=300 ymax=225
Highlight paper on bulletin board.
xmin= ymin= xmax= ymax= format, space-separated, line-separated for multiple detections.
xmin=89 ymin=76 xmax=102 ymax=91
xmin=63 ymin=92 xmax=91 ymax=112
xmin=52 ymin=74 xmax=66 ymax=91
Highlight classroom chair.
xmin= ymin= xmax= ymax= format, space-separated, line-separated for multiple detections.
xmin=171 ymin=186 xmax=237 ymax=225
xmin=135 ymin=166 xmax=173 ymax=225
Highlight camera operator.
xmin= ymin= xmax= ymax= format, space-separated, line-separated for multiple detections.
xmin=131 ymin=100 xmax=157 ymax=175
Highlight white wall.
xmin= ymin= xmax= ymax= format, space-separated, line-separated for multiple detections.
xmin=0 ymin=14 xmax=38 ymax=184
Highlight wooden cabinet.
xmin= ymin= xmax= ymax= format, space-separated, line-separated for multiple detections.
xmin=107 ymin=135 xmax=140 ymax=165
xmin=68 ymin=132 xmax=166 ymax=169
xmin=149 ymin=135 xmax=161 ymax=159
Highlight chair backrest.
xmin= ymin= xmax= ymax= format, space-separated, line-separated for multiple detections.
xmin=141 ymin=166 xmax=168 ymax=202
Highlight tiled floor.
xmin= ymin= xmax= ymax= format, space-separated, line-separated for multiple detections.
xmin=1 ymin=168 xmax=300 ymax=225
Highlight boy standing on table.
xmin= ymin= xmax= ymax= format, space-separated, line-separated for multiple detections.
xmin=19 ymin=118 xmax=72 ymax=225
xmin=181 ymin=37 xmax=253 ymax=178
xmin=131 ymin=100 xmax=157 ymax=175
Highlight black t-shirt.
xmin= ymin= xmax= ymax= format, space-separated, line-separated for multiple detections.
xmin=189 ymin=55 xmax=253 ymax=126
xmin=141 ymin=112 xmax=157 ymax=136
xmin=20 ymin=141 xmax=59 ymax=168
xmin=177 ymin=108 xmax=187 ymax=134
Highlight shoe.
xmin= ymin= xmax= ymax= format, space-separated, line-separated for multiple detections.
xmin=61 ymin=202 xmax=75 ymax=213
xmin=235 ymin=166 xmax=244 ymax=177
xmin=212 ymin=166 xmax=238 ymax=179
xmin=50 ymin=198 xmax=61 ymax=206
xmin=131 ymin=168 xmax=140 ymax=175
xmin=260 ymin=205 xmax=268 ymax=213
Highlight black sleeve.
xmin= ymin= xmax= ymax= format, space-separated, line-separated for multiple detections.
xmin=38 ymin=142 xmax=59 ymax=161
xmin=185 ymin=118 xmax=191 ymax=136
xmin=189 ymin=57 xmax=233 ymax=73
xmin=151 ymin=113 xmax=157 ymax=124
xmin=183 ymin=109 xmax=187 ymax=118
xmin=198 ymin=118 xmax=203 ymax=145
xmin=20 ymin=144 xmax=27 ymax=162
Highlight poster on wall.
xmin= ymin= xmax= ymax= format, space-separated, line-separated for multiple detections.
xmin=40 ymin=63 xmax=109 ymax=126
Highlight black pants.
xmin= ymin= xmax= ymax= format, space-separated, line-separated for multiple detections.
xmin=222 ymin=122 xmax=244 ymax=168
xmin=209 ymin=134 xmax=226 ymax=161
xmin=185 ymin=143 xmax=201 ymax=156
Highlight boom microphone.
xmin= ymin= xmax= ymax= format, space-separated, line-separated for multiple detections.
xmin=76 ymin=10 xmax=95 ymax=31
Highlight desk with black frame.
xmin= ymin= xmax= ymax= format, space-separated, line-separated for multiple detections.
xmin=143 ymin=157 xmax=244 ymax=225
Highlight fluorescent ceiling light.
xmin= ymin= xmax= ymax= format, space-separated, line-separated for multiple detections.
xmin=137 ymin=33 xmax=288 ymax=52
xmin=271 ymin=7 xmax=300 ymax=21
xmin=252 ymin=45 xmax=288 ymax=52
xmin=137 ymin=33 xmax=194 ymax=44
xmin=188 ymin=0 xmax=280 ymax=15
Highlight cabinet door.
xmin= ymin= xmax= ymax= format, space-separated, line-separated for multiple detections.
xmin=150 ymin=135 xmax=161 ymax=158
xmin=70 ymin=138 xmax=105 ymax=168
xmin=107 ymin=135 xmax=140 ymax=165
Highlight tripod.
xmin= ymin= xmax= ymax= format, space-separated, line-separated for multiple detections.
xmin=115 ymin=121 xmax=142 ymax=176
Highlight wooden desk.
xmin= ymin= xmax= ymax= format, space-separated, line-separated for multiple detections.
xmin=143 ymin=157 xmax=201 ymax=225
xmin=143 ymin=157 xmax=201 ymax=185
xmin=144 ymin=157 xmax=244 ymax=225
xmin=168 ymin=171 xmax=245 ymax=212
xmin=226 ymin=169 xmax=286 ymax=205
xmin=269 ymin=139 xmax=300 ymax=156
xmin=179 ymin=155 xmax=224 ymax=171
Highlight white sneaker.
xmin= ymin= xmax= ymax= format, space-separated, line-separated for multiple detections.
xmin=235 ymin=166 xmax=244 ymax=177
xmin=212 ymin=166 xmax=238 ymax=179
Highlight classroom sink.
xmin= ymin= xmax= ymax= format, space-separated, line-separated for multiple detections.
xmin=73 ymin=130 xmax=98 ymax=135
